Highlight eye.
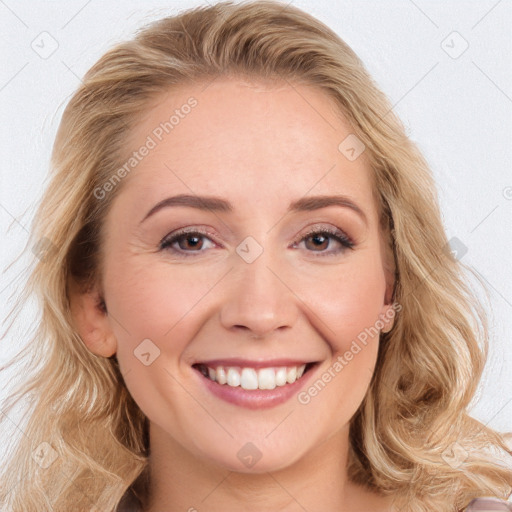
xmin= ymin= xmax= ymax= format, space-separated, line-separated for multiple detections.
xmin=291 ymin=226 xmax=355 ymax=257
xmin=160 ymin=228 xmax=217 ymax=256
xmin=160 ymin=225 xmax=355 ymax=258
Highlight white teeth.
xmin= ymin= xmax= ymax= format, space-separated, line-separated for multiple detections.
xmin=258 ymin=368 xmax=276 ymax=390
xmin=200 ymin=364 xmax=310 ymax=390
xmin=275 ymin=367 xmax=287 ymax=386
xmin=216 ymin=366 xmax=227 ymax=385
xmin=227 ymin=367 xmax=241 ymax=387
xmin=286 ymin=367 xmax=297 ymax=384
xmin=240 ymin=368 xmax=258 ymax=390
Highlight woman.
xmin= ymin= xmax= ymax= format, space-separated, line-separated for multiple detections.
xmin=0 ymin=1 xmax=510 ymax=511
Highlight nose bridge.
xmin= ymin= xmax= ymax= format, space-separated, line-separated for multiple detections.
xmin=219 ymin=235 xmax=297 ymax=336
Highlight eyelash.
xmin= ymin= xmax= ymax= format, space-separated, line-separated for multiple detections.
xmin=159 ymin=226 xmax=355 ymax=258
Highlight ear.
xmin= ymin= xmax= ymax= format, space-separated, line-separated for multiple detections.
xmin=67 ymin=278 xmax=117 ymax=358
xmin=379 ymin=225 xmax=398 ymax=334
xmin=378 ymin=277 xmax=398 ymax=334
xmin=379 ymin=303 xmax=396 ymax=333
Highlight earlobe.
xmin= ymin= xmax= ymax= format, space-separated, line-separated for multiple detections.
xmin=67 ymin=278 xmax=117 ymax=358
xmin=379 ymin=302 xmax=396 ymax=334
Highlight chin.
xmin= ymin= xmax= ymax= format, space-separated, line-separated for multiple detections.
xmin=194 ymin=436 xmax=308 ymax=475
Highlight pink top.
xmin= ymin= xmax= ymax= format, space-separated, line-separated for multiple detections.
xmin=463 ymin=498 xmax=512 ymax=511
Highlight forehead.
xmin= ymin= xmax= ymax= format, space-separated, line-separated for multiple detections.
xmin=119 ymin=76 xmax=378 ymax=221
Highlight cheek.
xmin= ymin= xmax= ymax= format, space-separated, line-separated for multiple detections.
xmin=299 ymin=256 xmax=387 ymax=353
xmin=295 ymin=260 xmax=385 ymax=423
xmin=103 ymin=255 xmax=219 ymax=363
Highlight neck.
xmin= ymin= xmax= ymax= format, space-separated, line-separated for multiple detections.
xmin=142 ymin=422 xmax=383 ymax=512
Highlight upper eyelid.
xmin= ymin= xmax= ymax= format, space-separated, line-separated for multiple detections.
xmin=298 ymin=225 xmax=352 ymax=241
xmin=161 ymin=223 xmax=351 ymax=242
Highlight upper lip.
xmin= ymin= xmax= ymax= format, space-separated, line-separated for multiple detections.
xmin=193 ymin=358 xmax=316 ymax=369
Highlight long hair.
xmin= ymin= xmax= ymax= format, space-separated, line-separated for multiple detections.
xmin=1 ymin=1 xmax=510 ymax=510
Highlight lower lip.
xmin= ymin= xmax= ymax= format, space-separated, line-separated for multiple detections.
xmin=194 ymin=365 xmax=317 ymax=410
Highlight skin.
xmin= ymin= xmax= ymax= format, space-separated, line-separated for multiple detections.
xmin=69 ymin=76 xmax=397 ymax=511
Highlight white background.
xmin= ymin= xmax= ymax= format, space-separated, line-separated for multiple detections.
xmin=1 ymin=0 xmax=511 ymax=464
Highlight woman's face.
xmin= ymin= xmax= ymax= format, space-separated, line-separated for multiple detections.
xmin=97 ymin=77 xmax=395 ymax=472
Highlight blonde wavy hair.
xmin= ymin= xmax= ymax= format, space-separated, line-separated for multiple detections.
xmin=1 ymin=1 xmax=511 ymax=510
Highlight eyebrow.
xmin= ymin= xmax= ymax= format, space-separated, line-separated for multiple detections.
xmin=140 ymin=193 xmax=368 ymax=225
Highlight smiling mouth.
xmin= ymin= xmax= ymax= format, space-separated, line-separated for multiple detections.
xmin=192 ymin=362 xmax=317 ymax=391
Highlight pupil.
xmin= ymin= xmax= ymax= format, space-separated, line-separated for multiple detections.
xmin=184 ymin=235 xmax=201 ymax=249
xmin=311 ymin=234 xmax=327 ymax=249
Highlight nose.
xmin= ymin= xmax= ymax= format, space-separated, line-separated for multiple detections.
xmin=219 ymin=245 xmax=298 ymax=338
